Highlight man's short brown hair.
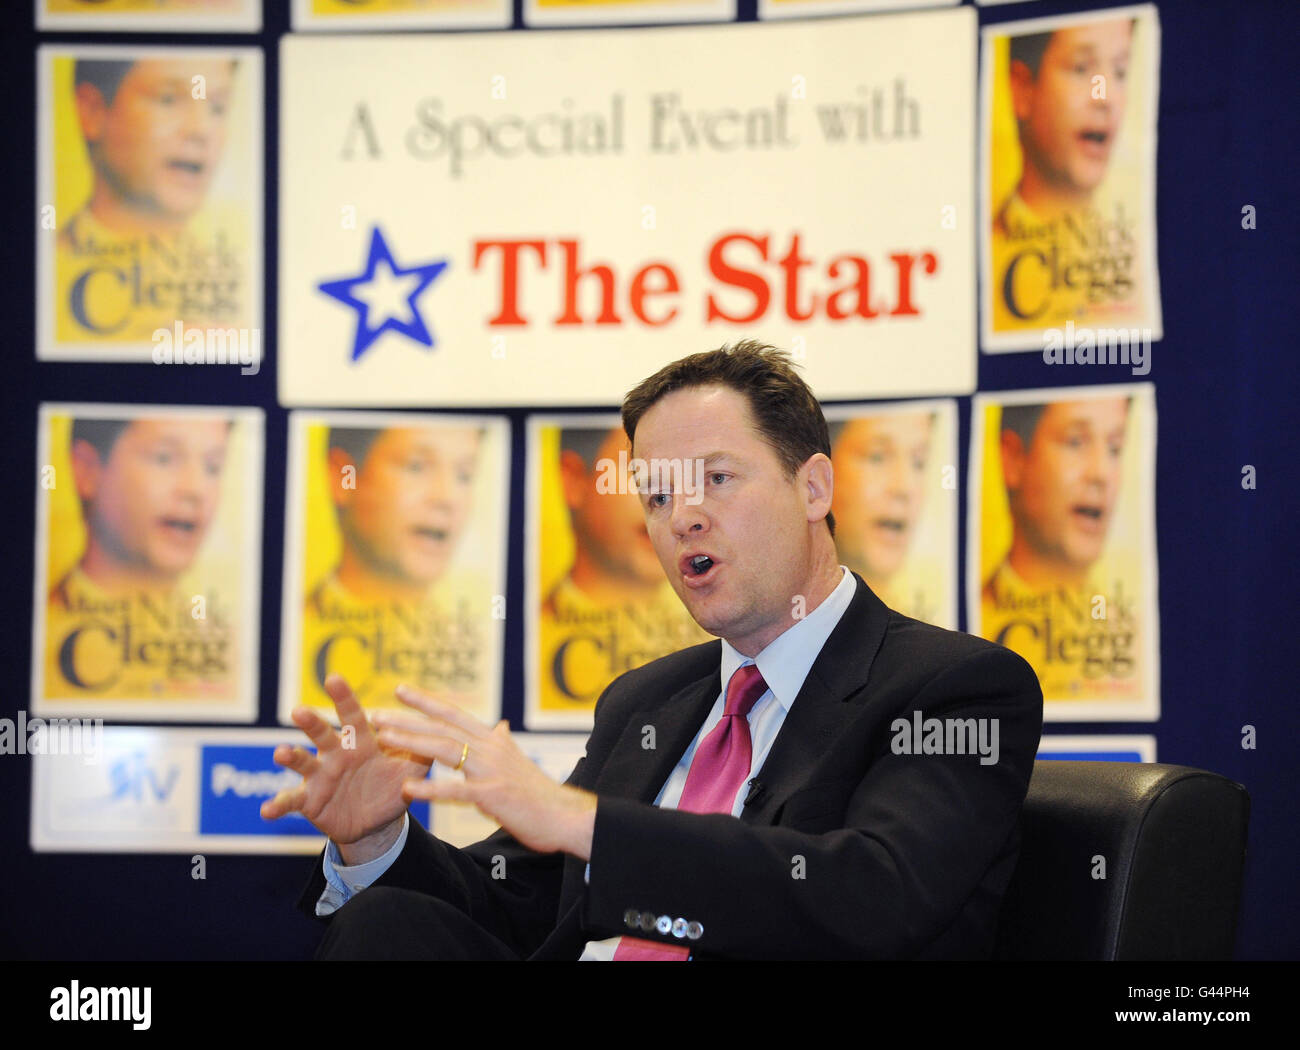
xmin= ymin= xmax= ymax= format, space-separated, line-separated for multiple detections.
xmin=621 ymin=339 xmax=835 ymax=536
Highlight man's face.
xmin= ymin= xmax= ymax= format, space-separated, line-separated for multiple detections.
xmin=1012 ymin=21 xmax=1133 ymax=194
xmin=1003 ymin=399 xmax=1129 ymax=571
xmin=77 ymin=59 xmax=235 ymax=221
xmin=75 ymin=419 xmax=230 ymax=578
xmin=831 ymin=413 xmax=933 ymax=580
xmin=336 ymin=426 xmax=480 ymax=588
xmin=561 ymin=427 xmax=662 ymax=587
xmin=633 ymin=385 xmax=822 ymax=653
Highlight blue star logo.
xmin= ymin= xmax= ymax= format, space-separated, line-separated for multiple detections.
xmin=317 ymin=226 xmax=449 ymax=362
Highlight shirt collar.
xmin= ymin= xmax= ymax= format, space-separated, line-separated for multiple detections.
xmin=719 ymin=566 xmax=855 ymax=712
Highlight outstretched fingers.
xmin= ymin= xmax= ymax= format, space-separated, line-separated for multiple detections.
xmin=394 ymin=683 xmax=490 ymax=740
xmin=376 ymin=725 xmax=464 ymax=769
xmin=260 ymin=783 xmax=307 ymax=821
xmin=272 ymin=745 xmax=320 ymax=777
xmin=290 ymin=705 xmax=342 ymax=754
xmin=324 ymin=674 xmax=373 ymax=739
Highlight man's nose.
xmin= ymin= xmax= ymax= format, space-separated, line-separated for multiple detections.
xmin=886 ymin=459 xmax=911 ymax=498
xmin=421 ymin=467 xmax=455 ymax=505
xmin=669 ymin=493 xmax=707 ymax=536
xmin=1082 ymin=443 xmax=1110 ymax=484
xmin=182 ymin=98 xmax=214 ymax=138
xmin=174 ymin=457 xmax=205 ymax=499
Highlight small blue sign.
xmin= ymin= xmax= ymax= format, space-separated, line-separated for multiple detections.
xmin=200 ymin=746 xmax=320 ymax=835
xmin=1037 ymin=751 xmax=1145 ymax=762
xmin=199 ymin=744 xmax=435 ymax=838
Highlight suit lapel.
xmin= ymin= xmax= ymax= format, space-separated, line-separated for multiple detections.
xmin=740 ymin=574 xmax=891 ymax=826
xmin=590 ymin=665 xmax=722 ymax=803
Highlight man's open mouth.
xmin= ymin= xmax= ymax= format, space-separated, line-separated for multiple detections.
xmin=1071 ymin=504 xmax=1106 ymax=532
xmin=680 ymin=553 xmax=716 ymax=581
xmin=159 ymin=517 xmax=198 ymax=537
xmin=689 ymin=555 xmax=713 ymax=576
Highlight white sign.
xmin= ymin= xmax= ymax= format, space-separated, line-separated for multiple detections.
xmin=278 ymin=11 xmax=976 ymax=406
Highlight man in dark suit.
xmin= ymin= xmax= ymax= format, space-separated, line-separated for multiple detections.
xmin=264 ymin=340 xmax=1043 ymax=960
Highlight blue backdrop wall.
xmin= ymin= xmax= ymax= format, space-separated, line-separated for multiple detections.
xmin=1 ymin=0 xmax=1296 ymax=960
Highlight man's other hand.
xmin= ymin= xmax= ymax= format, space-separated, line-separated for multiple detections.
xmin=261 ymin=674 xmax=431 ymax=864
xmin=372 ymin=683 xmax=598 ymax=862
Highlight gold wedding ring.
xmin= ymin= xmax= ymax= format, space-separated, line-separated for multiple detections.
xmin=453 ymin=741 xmax=469 ymax=772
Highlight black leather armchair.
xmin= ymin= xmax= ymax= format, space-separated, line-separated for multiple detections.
xmin=994 ymin=762 xmax=1250 ymax=960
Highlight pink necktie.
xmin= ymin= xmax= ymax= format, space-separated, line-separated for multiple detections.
xmin=613 ymin=664 xmax=769 ymax=961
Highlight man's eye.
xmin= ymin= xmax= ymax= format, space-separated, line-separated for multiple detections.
xmin=709 ymin=472 xmax=728 ymax=485
xmin=649 ymin=493 xmax=670 ymax=508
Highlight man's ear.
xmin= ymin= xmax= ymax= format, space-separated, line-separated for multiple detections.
xmin=74 ymin=82 xmax=109 ymax=146
xmin=558 ymin=449 xmax=590 ymax=512
xmin=327 ymin=447 xmax=357 ymax=510
xmin=802 ymin=452 xmax=834 ymax=525
xmin=1009 ymin=59 xmax=1036 ymax=124
xmin=1000 ymin=430 xmax=1026 ymax=492
xmin=70 ymin=439 xmax=102 ymax=503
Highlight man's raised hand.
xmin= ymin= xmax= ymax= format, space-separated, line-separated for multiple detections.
xmin=260 ymin=674 xmax=431 ymax=859
xmin=371 ymin=683 xmax=597 ymax=861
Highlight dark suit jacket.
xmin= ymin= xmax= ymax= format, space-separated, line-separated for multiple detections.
xmin=298 ymin=573 xmax=1044 ymax=959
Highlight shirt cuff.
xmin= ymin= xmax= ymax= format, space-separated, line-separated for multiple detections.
xmin=315 ymin=812 xmax=410 ymax=917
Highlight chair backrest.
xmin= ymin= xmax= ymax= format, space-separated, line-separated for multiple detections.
xmin=993 ymin=761 xmax=1250 ymax=960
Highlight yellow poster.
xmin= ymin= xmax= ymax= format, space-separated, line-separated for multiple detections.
xmin=38 ymin=46 xmax=262 ymax=361
xmin=824 ymin=399 xmax=957 ymax=627
xmin=279 ymin=412 xmax=508 ymax=726
xmin=758 ymin=0 xmax=955 ymax=21
xmin=524 ymin=0 xmax=733 ymax=27
xmin=32 ymin=404 xmax=264 ymax=722
xmin=526 ymin=415 xmax=712 ymax=730
xmin=967 ymin=384 xmax=1159 ymax=720
xmin=39 ymin=0 xmax=260 ymax=32
xmin=981 ymin=5 xmax=1162 ymax=352
xmin=292 ymin=0 xmax=509 ymax=30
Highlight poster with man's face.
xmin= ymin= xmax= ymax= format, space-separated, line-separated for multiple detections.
xmin=967 ymin=383 xmax=1158 ymax=720
xmin=526 ymin=415 xmax=712 ymax=730
xmin=32 ymin=404 xmax=263 ymax=722
xmin=981 ymin=5 xmax=1162 ymax=352
xmin=279 ymin=412 xmax=508 ymax=726
xmin=37 ymin=46 xmax=262 ymax=361
xmin=825 ymin=400 xmax=957 ymax=628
